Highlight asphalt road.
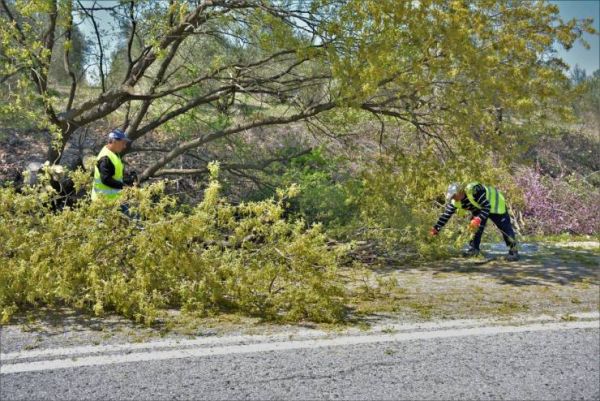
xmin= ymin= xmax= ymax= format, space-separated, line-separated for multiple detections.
xmin=1 ymin=318 xmax=598 ymax=400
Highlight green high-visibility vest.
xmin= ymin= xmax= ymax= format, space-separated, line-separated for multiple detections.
xmin=451 ymin=182 xmax=506 ymax=215
xmin=91 ymin=146 xmax=124 ymax=201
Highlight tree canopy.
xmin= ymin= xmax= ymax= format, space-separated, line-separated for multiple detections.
xmin=0 ymin=0 xmax=595 ymax=180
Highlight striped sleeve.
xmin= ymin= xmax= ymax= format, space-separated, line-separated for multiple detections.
xmin=473 ymin=185 xmax=490 ymax=222
xmin=434 ymin=203 xmax=457 ymax=230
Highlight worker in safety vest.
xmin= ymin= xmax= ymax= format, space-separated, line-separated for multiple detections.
xmin=430 ymin=182 xmax=519 ymax=261
xmin=91 ymin=129 xmax=136 ymax=202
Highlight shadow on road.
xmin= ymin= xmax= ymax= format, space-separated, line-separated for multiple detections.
xmin=428 ymin=243 xmax=599 ymax=286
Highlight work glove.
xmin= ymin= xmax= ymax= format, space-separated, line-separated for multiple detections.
xmin=469 ymin=216 xmax=482 ymax=231
xmin=123 ymin=170 xmax=138 ymax=186
xmin=430 ymin=227 xmax=439 ymax=236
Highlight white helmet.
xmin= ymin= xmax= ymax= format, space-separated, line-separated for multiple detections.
xmin=445 ymin=182 xmax=461 ymax=202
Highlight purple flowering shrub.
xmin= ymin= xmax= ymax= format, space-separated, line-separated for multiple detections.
xmin=514 ymin=167 xmax=600 ymax=235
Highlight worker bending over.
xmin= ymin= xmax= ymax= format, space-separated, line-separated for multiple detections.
xmin=431 ymin=182 xmax=519 ymax=261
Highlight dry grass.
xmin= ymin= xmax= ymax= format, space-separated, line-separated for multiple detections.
xmin=345 ymin=242 xmax=599 ymax=322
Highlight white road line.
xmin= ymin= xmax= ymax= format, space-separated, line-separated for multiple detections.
xmin=3 ymin=312 xmax=598 ymax=362
xmin=0 ymin=318 xmax=493 ymax=362
xmin=1 ymin=320 xmax=597 ymax=375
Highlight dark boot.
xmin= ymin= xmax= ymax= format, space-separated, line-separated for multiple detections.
xmin=506 ymin=247 xmax=519 ymax=261
xmin=462 ymin=247 xmax=481 ymax=257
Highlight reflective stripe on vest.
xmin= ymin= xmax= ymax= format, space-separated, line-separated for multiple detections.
xmin=91 ymin=146 xmax=124 ymax=201
xmin=464 ymin=182 xmax=506 ymax=215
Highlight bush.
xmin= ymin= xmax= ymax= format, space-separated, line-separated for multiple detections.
xmin=251 ymin=147 xmax=360 ymax=229
xmin=0 ymin=163 xmax=347 ymax=325
xmin=514 ymin=167 xmax=600 ymax=235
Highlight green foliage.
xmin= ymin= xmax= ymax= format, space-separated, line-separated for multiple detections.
xmin=0 ymin=164 xmax=347 ymax=325
xmin=252 ymin=148 xmax=360 ymax=229
xmin=0 ymin=0 xmax=596 ymax=285
xmin=324 ymin=0 xmax=594 ymax=152
xmin=2 ymin=0 xmax=594 ymax=185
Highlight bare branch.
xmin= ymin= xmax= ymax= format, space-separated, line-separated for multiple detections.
xmin=59 ymin=1 xmax=260 ymax=130
xmin=139 ymin=102 xmax=336 ymax=181
xmin=123 ymin=1 xmax=252 ymax=87
xmin=63 ymin=0 xmax=78 ymax=110
xmin=123 ymin=0 xmax=137 ymax=81
xmin=77 ymin=0 xmax=106 ymax=92
xmin=154 ymin=147 xmax=313 ymax=177
xmin=133 ymin=88 xmax=234 ymax=139
xmin=126 ymin=36 xmax=185 ymax=136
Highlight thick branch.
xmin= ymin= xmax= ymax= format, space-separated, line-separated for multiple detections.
xmin=123 ymin=0 xmax=137 ymax=81
xmin=59 ymin=1 xmax=255 ymax=130
xmin=126 ymin=37 xmax=185 ymax=136
xmin=139 ymin=102 xmax=335 ymax=181
xmin=0 ymin=0 xmax=26 ymax=42
xmin=154 ymin=148 xmax=313 ymax=177
xmin=123 ymin=0 xmax=248 ymax=87
xmin=63 ymin=0 xmax=77 ymax=110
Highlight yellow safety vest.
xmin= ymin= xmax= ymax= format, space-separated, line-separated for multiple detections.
xmin=452 ymin=182 xmax=506 ymax=215
xmin=91 ymin=146 xmax=124 ymax=201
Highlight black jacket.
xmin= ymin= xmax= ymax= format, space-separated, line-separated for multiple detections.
xmin=97 ymin=156 xmax=135 ymax=189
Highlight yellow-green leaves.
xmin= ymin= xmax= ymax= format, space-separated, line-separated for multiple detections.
xmin=0 ymin=170 xmax=347 ymax=325
xmin=323 ymin=0 xmax=590 ymax=149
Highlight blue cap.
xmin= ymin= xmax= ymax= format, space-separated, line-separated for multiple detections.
xmin=108 ymin=128 xmax=130 ymax=141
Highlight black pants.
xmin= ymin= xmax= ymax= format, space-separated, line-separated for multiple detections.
xmin=470 ymin=212 xmax=517 ymax=250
